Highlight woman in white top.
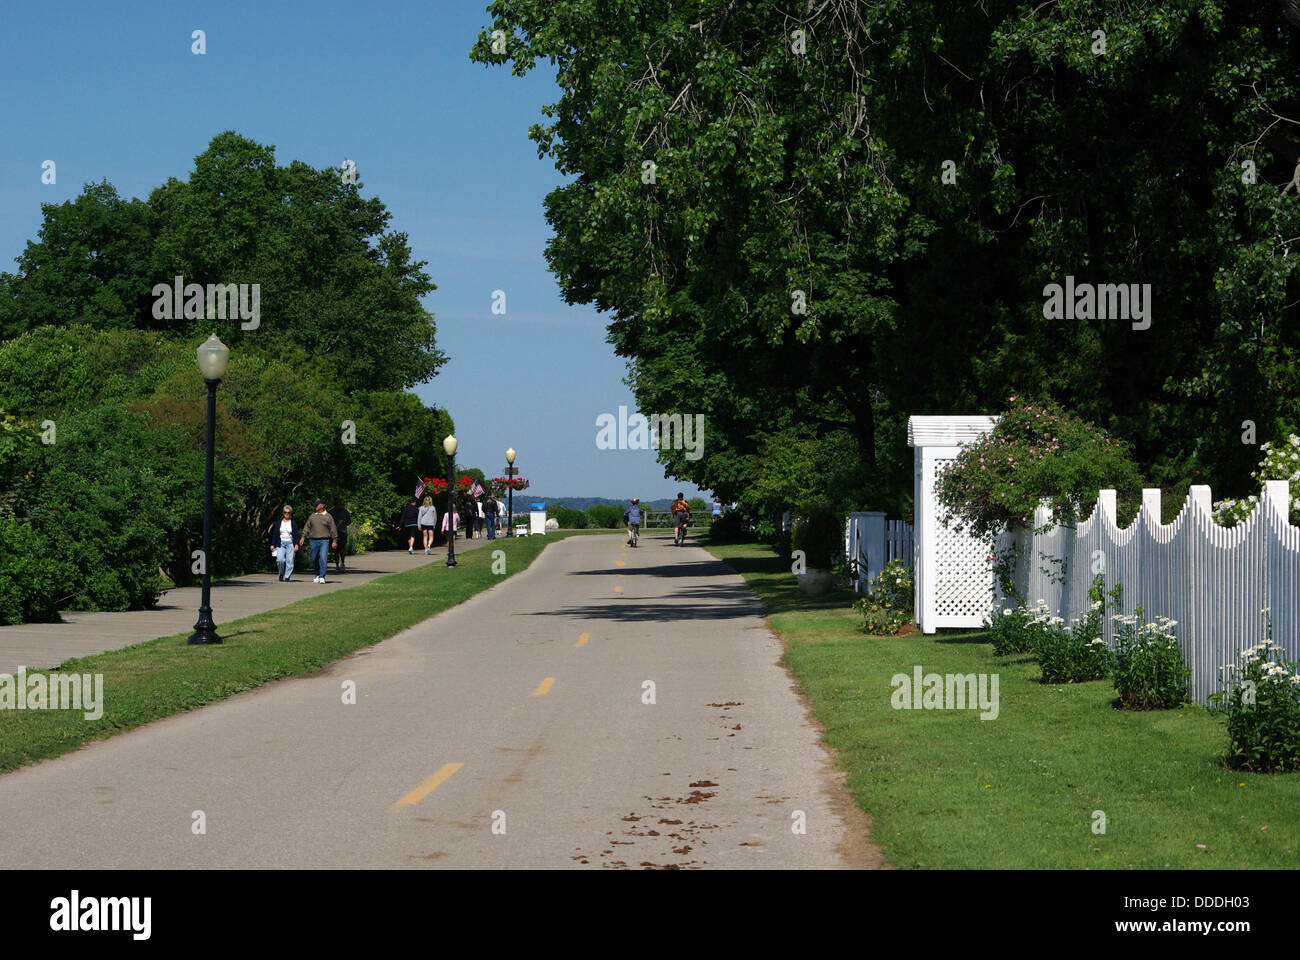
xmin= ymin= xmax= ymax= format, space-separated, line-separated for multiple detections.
xmin=418 ymin=496 xmax=438 ymax=555
xmin=267 ymin=505 xmax=300 ymax=581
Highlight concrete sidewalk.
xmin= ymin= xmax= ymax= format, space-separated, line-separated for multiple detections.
xmin=0 ymin=535 xmax=502 ymax=674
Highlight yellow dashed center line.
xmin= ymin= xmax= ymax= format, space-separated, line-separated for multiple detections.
xmin=614 ymin=584 xmax=623 ymax=593
xmin=616 ymin=560 xmax=626 ymax=567
xmin=575 ymin=632 xmax=590 ymax=647
xmin=390 ymin=762 xmax=463 ymax=811
xmin=532 ymin=677 xmax=556 ymax=697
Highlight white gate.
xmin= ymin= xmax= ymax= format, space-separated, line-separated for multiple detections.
xmin=908 ymin=415 xmax=999 ymax=632
xmin=845 ymin=513 xmax=915 ymax=593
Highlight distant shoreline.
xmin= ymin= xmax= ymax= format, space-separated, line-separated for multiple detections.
xmin=522 ymin=496 xmax=706 ymax=511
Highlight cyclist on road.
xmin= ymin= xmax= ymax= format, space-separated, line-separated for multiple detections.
xmin=624 ymin=498 xmax=642 ymax=547
xmin=670 ymin=492 xmax=691 ymax=546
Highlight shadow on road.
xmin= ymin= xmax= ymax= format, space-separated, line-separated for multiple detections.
xmin=525 ymin=582 xmax=766 ymax=622
xmin=567 ymin=561 xmax=725 ymax=579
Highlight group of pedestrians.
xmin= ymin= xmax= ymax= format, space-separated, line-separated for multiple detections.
xmin=268 ymin=488 xmax=721 ymax=583
xmin=398 ymin=488 xmax=505 ymax=555
xmin=267 ymin=499 xmax=350 ymax=584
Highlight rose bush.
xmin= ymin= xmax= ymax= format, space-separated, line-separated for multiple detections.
xmin=935 ymin=397 xmax=1144 ymax=540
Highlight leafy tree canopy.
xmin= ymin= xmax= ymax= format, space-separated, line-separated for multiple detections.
xmin=472 ymin=0 xmax=1300 ymax=513
xmin=0 ymin=132 xmax=446 ymax=392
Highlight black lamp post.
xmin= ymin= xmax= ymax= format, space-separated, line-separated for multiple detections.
xmin=505 ymin=447 xmax=517 ymax=537
xmin=189 ymin=334 xmax=229 ymax=645
xmin=444 ymin=435 xmax=458 ymax=567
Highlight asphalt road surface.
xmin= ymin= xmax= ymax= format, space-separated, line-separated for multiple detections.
xmin=0 ymin=531 xmax=870 ymax=869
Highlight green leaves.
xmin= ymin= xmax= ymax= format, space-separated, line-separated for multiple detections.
xmin=1 ymin=132 xmax=444 ymax=394
xmin=935 ymin=397 xmax=1144 ymax=539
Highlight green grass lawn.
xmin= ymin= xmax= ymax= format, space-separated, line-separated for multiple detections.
xmin=0 ymin=531 xmax=615 ymax=774
xmin=703 ymin=533 xmax=1300 ymax=869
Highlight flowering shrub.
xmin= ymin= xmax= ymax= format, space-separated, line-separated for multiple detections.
xmin=1110 ymin=610 xmax=1189 ymax=709
xmin=934 ymin=397 xmax=1144 ymax=540
xmin=986 ymin=601 xmax=1056 ymax=655
xmin=1211 ymin=619 xmax=1300 ymax=773
xmin=1212 ymin=435 xmax=1300 ymax=526
xmin=1031 ymin=575 xmax=1116 ymax=683
xmin=348 ymin=512 xmax=382 ymax=555
xmin=856 ymin=560 xmax=914 ymax=636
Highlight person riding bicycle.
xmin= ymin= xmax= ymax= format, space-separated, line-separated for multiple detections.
xmin=624 ymin=498 xmax=642 ymax=547
xmin=670 ymin=492 xmax=691 ymax=546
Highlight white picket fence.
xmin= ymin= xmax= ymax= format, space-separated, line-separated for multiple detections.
xmin=845 ymin=512 xmax=915 ymax=593
xmin=1008 ymin=482 xmax=1299 ymax=705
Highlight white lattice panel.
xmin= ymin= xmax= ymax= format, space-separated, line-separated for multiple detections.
xmin=908 ymin=417 xmax=1000 ymax=633
xmin=934 ymin=511 xmax=996 ymax=623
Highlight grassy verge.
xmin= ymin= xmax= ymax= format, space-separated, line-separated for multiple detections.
xmin=0 ymin=531 xmax=614 ymax=773
xmin=702 ymin=533 xmax=1300 ymax=869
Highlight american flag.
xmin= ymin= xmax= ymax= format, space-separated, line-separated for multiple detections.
xmin=415 ymin=476 xmax=425 ymax=499
xmin=470 ymin=479 xmax=485 ymax=498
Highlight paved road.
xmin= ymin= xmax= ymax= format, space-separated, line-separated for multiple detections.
xmin=0 ymin=531 xmax=868 ymax=869
xmin=0 ymin=536 xmax=500 ymax=675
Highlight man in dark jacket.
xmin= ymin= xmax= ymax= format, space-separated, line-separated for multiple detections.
xmin=330 ymin=500 xmax=352 ymax=573
xmin=268 ymin=505 xmax=301 ymax=581
xmin=460 ymin=495 xmax=476 ymax=540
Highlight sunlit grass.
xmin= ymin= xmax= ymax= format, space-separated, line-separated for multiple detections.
xmin=703 ymin=534 xmax=1300 ymax=869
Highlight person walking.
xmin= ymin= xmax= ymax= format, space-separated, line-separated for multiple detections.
xmin=267 ymin=505 xmax=300 ymax=581
xmin=475 ymin=497 xmax=486 ymax=537
xmin=624 ymin=498 xmax=642 ymax=547
xmin=441 ymin=499 xmax=459 ymax=545
xmin=460 ymin=495 xmax=476 ymax=540
xmin=484 ymin=493 xmax=500 ymax=540
xmin=418 ymin=495 xmax=438 ymax=555
xmin=712 ymin=498 xmax=722 ymax=520
xmin=670 ymin=492 xmax=691 ymax=546
xmin=330 ymin=499 xmax=351 ymax=573
xmin=399 ymin=497 xmax=420 ymax=554
xmin=298 ymin=499 xmax=339 ymax=583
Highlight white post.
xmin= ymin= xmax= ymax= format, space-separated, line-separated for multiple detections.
xmin=1262 ymin=480 xmax=1291 ymax=522
xmin=1098 ymin=489 xmax=1117 ymax=524
xmin=1188 ymin=485 xmax=1212 ymax=515
xmin=1141 ymin=488 xmax=1161 ymax=520
xmin=918 ymin=447 xmax=940 ymax=633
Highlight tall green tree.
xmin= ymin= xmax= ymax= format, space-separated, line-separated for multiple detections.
xmin=0 ymin=132 xmax=446 ymax=393
xmin=472 ymin=0 xmax=1300 ymax=509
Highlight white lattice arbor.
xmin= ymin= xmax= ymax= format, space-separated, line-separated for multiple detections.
xmin=908 ymin=415 xmax=999 ymax=632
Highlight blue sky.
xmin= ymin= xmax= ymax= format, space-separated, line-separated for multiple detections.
xmin=0 ymin=0 xmax=708 ymax=500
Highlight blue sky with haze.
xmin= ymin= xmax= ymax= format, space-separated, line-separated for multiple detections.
xmin=0 ymin=1 xmax=709 ymax=500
